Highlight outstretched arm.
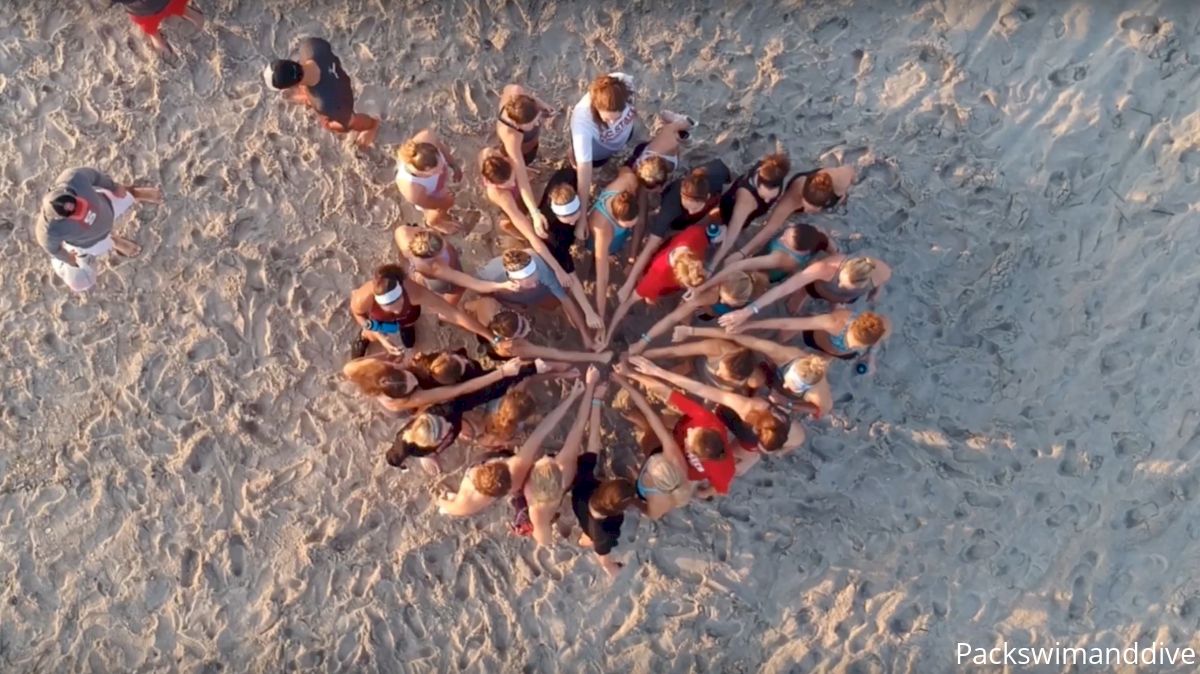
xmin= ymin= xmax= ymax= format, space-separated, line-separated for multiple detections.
xmin=628 ymin=289 xmax=713 ymax=355
xmin=592 ymin=216 xmax=614 ymax=320
xmin=387 ymin=362 xmax=521 ymax=410
xmin=507 ymin=340 xmax=612 ymax=364
xmin=411 ymin=284 xmax=493 ymax=340
xmin=629 ymin=356 xmax=758 ymax=418
xmin=718 ymin=261 xmax=830 ymax=331
xmin=641 ymin=338 xmax=733 ymax=361
xmin=428 ymin=264 xmax=513 ymax=295
xmin=696 ymin=253 xmax=784 ymax=295
xmin=618 ymin=233 xmax=663 ymax=304
xmin=557 ymin=294 xmax=596 ymax=350
xmin=613 ymin=376 xmax=687 ymax=475
xmin=679 ymin=326 xmax=804 ymax=364
xmin=709 ymin=189 xmax=756 ymax=271
xmin=510 ymin=380 xmax=587 ymax=488
xmin=556 ymin=369 xmax=601 ymax=488
xmin=731 ymin=315 xmax=839 ymax=334
xmin=735 ymin=208 xmax=792 ymax=262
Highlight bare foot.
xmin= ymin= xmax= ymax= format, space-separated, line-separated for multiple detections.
xmin=148 ymin=34 xmax=174 ymax=58
xmin=355 ymin=126 xmax=378 ymax=149
xmin=183 ymin=6 xmax=204 ymax=27
xmin=132 ymin=186 xmax=163 ymax=203
xmin=113 ymin=237 xmax=142 ymax=258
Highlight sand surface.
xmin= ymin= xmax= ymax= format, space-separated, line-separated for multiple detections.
xmin=3 ymin=0 xmax=1200 ymax=671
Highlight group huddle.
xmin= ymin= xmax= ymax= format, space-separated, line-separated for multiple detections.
xmin=33 ymin=30 xmax=894 ymax=578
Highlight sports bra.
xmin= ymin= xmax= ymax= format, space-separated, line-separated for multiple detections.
xmin=396 ymin=158 xmax=446 ymax=195
xmin=811 ymin=257 xmax=873 ymax=304
xmin=766 ymin=238 xmax=819 ymax=283
xmin=786 ymin=169 xmax=844 ymax=208
xmin=695 ymin=354 xmax=748 ymax=393
xmin=499 ymin=113 xmax=540 ymax=145
xmin=368 ymin=288 xmax=421 ymax=326
xmin=592 ymin=189 xmax=634 ymax=253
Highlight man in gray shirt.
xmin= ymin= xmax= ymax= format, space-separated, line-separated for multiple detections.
xmin=37 ymin=167 xmax=161 ymax=293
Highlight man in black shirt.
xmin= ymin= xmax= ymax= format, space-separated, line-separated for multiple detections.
xmin=263 ymin=37 xmax=380 ymax=148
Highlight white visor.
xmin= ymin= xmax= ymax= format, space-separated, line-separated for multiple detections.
xmin=506 ymin=259 xmax=539 ymax=280
xmin=374 ymin=284 xmax=405 ymax=306
xmin=550 ymin=196 xmax=581 ymax=217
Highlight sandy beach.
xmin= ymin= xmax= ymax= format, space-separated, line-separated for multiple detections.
xmin=2 ymin=0 xmax=1200 ymax=671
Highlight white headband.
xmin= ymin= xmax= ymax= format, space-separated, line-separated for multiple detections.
xmin=506 ymin=258 xmax=538 ymax=280
xmin=374 ymin=284 xmax=405 ymax=306
xmin=262 ymin=64 xmax=279 ymax=89
xmin=550 ymin=196 xmax=581 ymax=217
xmin=783 ymin=363 xmax=814 ymax=394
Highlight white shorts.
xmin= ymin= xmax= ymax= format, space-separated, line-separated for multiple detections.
xmin=50 ymin=189 xmax=136 ymax=293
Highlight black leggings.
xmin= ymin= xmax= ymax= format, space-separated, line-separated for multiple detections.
xmin=351 ymin=323 xmax=417 ymax=359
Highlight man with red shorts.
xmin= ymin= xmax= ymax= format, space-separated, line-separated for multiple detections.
xmin=111 ymin=0 xmax=203 ymax=57
xmin=262 ymin=38 xmax=381 ymax=149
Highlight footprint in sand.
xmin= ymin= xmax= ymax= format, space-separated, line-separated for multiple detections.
xmin=1067 ymin=551 xmax=1099 ymax=622
xmin=1120 ymin=15 xmax=1162 ymax=36
xmin=228 ymin=534 xmax=246 ymax=578
xmin=180 ymin=548 xmax=200 ymax=588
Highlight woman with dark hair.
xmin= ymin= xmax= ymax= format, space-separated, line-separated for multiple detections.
xmin=496 ymin=84 xmax=558 ymax=235
xmin=709 ymin=153 xmax=792 ymax=270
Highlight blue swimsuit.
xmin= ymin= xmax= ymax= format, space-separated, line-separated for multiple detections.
xmin=592 ymin=189 xmax=635 ymax=254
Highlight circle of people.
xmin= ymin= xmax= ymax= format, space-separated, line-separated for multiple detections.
xmin=34 ymin=25 xmax=894 ymax=578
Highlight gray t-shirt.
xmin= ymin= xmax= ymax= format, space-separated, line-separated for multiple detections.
xmin=297 ymin=37 xmax=354 ymax=127
xmin=36 ymin=167 xmax=120 ymax=264
xmin=478 ymin=250 xmax=567 ymax=306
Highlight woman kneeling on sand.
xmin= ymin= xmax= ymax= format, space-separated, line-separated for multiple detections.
xmin=386 ymin=359 xmax=552 ymax=473
xmin=349 ymin=264 xmax=495 ymax=357
xmin=395 ymin=129 xmax=463 ymax=234
xmin=731 ymin=309 xmax=892 ymax=376
xmin=629 ymin=271 xmax=765 ymax=355
xmin=344 ymin=351 xmax=523 ymax=416
xmin=437 ymin=377 xmax=588 ymax=518
xmin=719 ymin=255 xmax=891 ymax=332
xmin=394 ymin=227 xmax=514 ymax=305
xmin=461 ymin=297 xmax=614 ymax=365
xmin=627 ymin=356 xmax=805 ymax=474
xmin=611 ymin=374 xmax=694 ymax=518
xmin=675 ymin=327 xmax=833 ymax=418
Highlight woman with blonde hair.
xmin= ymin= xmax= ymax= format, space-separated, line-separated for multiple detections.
xmin=393 ymin=226 xmax=514 ymax=305
xmin=612 ymin=374 xmax=694 ymax=517
xmin=719 ymin=254 xmax=891 ymax=332
xmin=395 ymin=128 xmax=464 ymax=234
xmin=517 ymin=367 xmax=604 ymax=542
xmin=728 ymin=308 xmax=893 ymax=376
xmin=437 ymin=378 xmax=588 ymax=518
xmin=674 ymin=326 xmax=834 ymax=418
xmin=604 ymin=221 xmax=711 ymax=345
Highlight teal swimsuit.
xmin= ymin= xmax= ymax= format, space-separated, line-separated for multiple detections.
xmin=766 ymin=238 xmax=818 ymax=283
xmin=592 ymin=189 xmax=635 ymax=254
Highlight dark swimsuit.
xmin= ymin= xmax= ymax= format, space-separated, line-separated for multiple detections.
xmin=499 ymin=114 xmax=540 ymax=165
xmin=785 ymin=169 xmax=845 ymax=210
xmin=718 ymin=162 xmax=782 ymax=225
xmin=805 ymin=257 xmax=873 ymax=304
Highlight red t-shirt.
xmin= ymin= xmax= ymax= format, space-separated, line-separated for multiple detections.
xmin=668 ymin=391 xmax=736 ymax=494
xmin=635 ymin=223 xmax=709 ymax=301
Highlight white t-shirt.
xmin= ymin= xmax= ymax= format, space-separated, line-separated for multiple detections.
xmin=570 ymin=72 xmax=637 ymax=163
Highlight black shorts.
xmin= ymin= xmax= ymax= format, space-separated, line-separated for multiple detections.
xmin=801 ymin=330 xmax=856 ymax=360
